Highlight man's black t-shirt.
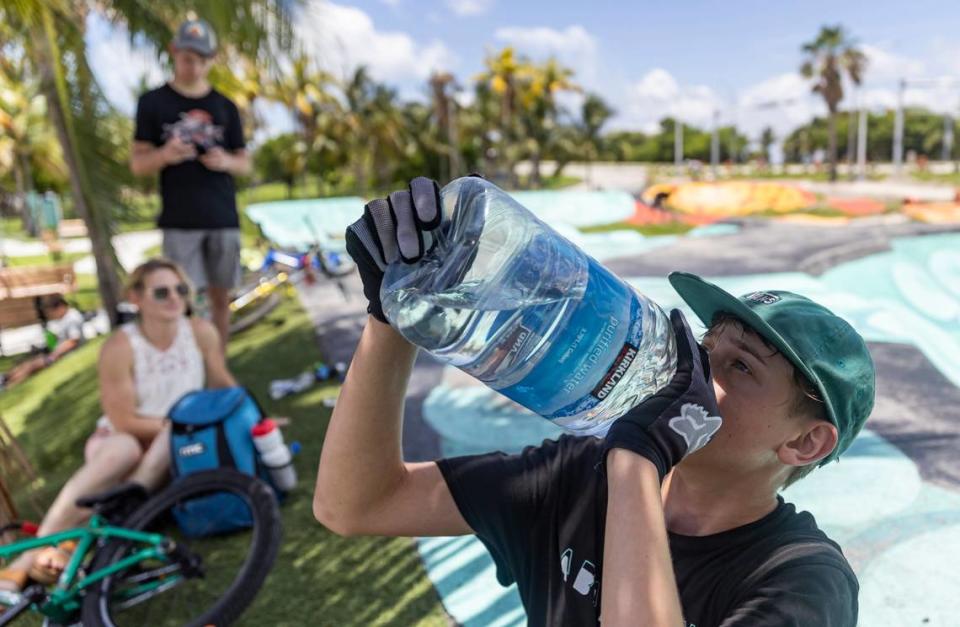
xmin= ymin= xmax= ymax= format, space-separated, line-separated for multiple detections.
xmin=438 ymin=435 xmax=858 ymax=627
xmin=134 ymin=84 xmax=245 ymax=229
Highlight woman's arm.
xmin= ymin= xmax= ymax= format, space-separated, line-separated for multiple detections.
xmin=98 ymin=333 xmax=166 ymax=445
xmin=192 ymin=318 xmax=238 ymax=388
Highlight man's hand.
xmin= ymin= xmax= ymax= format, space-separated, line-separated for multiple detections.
xmin=344 ymin=177 xmax=444 ymax=323
xmin=603 ymin=309 xmax=722 ymax=480
xmin=161 ymin=134 xmax=197 ymax=166
xmin=199 ymin=146 xmax=233 ymax=172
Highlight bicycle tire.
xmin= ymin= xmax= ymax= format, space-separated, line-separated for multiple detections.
xmin=81 ymin=470 xmax=281 ymax=627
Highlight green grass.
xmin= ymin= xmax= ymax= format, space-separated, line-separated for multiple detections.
xmin=72 ymin=274 xmax=101 ymax=312
xmin=3 ymin=297 xmax=449 ymax=626
xmin=580 ymin=221 xmax=696 ymax=236
xmin=2 ymin=252 xmax=87 ymax=267
xmin=0 ymin=217 xmax=34 ymax=241
xmin=911 ymin=170 xmax=960 ymax=185
xmin=513 ymin=173 xmax=582 ymax=190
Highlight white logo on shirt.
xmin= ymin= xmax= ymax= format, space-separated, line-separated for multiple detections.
xmin=572 ymin=560 xmax=596 ymax=596
xmin=560 ymin=548 xmax=573 ymax=582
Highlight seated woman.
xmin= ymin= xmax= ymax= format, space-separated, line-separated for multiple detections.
xmin=0 ymin=258 xmax=237 ymax=593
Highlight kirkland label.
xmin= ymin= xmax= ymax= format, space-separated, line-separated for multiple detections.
xmin=546 ymin=295 xmax=645 ymax=419
xmin=592 ymin=343 xmax=639 ymax=400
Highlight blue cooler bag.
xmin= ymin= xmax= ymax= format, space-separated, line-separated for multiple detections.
xmin=168 ymin=387 xmax=279 ymax=537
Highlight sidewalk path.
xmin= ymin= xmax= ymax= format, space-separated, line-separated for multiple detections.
xmin=73 ymin=229 xmax=162 ymax=274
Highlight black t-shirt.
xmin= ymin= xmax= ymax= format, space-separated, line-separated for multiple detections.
xmin=134 ymin=84 xmax=245 ymax=229
xmin=438 ymin=435 xmax=858 ymax=627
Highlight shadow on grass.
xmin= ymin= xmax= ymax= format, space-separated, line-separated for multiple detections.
xmin=4 ymin=297 xmax=450 ymax=627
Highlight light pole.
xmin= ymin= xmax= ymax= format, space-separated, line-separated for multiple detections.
xmin=710 ymin=109 xmax=720 ymax=178
xmin=674 ymin=118 xmax=684 ymax=176
xmin=893 ymin=79 xmax=905 ymax=175
xmin=857 ymin=106 xmax=868 ymax=181
xmin=893 ymin=77 xmax=960 ymax=176
xmin=943 ymin=114 xmax=954 ymax=163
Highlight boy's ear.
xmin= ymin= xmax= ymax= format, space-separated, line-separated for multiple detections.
xmin=778 ymin=420 xmax=837 ymax=468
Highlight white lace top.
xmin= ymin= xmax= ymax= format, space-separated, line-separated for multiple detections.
xmin=96 ymin=317 xmax=205 ymax=431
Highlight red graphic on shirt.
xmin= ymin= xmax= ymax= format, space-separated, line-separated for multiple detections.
xmin=163 ymin=110 xmax=224 ymax=150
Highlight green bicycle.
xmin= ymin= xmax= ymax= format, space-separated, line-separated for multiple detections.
xmin=0 ymin=469 xmax=281 ymax=626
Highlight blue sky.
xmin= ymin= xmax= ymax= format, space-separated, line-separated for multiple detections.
xmin=86 ymin=0 xmax=960 ymax=142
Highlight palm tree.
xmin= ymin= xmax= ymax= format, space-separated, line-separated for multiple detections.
xmin=475 ymin=48 xmax=532 ymax=184
xmin=429 ymin=71 xmax=463 ymax=181
xmin=2 ymin=1 xmax=294 ymax=322
xmin=209 ymin=57 xmax=268 ymax=140
xmin=0 ymin=58 xmax=67 ymax=233
xmin=520 ymin=57 xmax=579 ymax=187
xmin=579 ymin=93 xmax=614 ymax=186
xmin=760 ymin=126 xmax=776 ymax=165
xmin=800 ymin=25 xmax=867 ymax=181
xmin=339 ymin=67 xmax=406 ymax=192
xmin=365 ymin=82 xmax=406 ymax=189
xmin=266 ymin=52 xmax=337 ymax=148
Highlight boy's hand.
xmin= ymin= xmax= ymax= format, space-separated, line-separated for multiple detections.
xmin=344 ymin=177 xmax=444 ymax=323
xmin=603 ymin=309 xmax=722 ymax=480
xmin=199 ymin=147 xmax=232 ymax=172
xmin=161 ymin=134 xmax=197 ymax=165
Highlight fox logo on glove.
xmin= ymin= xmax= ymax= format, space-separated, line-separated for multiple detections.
xmin=669 ymin=403 xmax=722 ymax=454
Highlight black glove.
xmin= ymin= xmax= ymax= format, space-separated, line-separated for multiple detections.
xmin=344 ymin=177 xmax=443 ymax=323
xmin=603 ymin=309 xmax=722 ymax=481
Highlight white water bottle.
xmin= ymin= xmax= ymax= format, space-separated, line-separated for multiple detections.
xmin=251 ymin=419 xmax=297 ymax=491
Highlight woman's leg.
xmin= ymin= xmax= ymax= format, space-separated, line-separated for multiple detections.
xmin=126 ymin=423 xmax=171 ymax=492
xmin=1 ymin=432 xmax=143 ymax=578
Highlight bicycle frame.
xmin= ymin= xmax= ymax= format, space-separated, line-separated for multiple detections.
xmin=0 ymin=515 xmax=168 ymax=624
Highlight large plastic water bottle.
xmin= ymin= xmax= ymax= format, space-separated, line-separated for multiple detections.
xmin=381 ymin=177 xmax=677 ymax=436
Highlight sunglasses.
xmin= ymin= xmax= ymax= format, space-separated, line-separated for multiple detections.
xmin=151 ymin=283 xmax=190 ymax=301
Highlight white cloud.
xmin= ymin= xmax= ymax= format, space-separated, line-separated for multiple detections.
xmin=494 ymin=25 xmax=599 ymax=87
xmin=615 ymin=68 xmax=723 ymax=133
xmin=297 ymin=2 xmax=457 ymax=85
xmin=85 ymin=12 xmax=165 ymax=115
xmin=736 ymin=72 xmax=822 ymax=138
xmin=860 ymin=44 xmax=925 ymax=82
xmin=494 ymin=25 xmax=596 ymax=58
xmin=445 ymin=0 xmax=494 ymax=16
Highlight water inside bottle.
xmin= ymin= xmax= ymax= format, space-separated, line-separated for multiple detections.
xmin=382 ymin=177 xmax=677 ymax=435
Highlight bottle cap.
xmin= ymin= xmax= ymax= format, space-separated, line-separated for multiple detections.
xmin=251 ymin=418 xmax=277 ymax=437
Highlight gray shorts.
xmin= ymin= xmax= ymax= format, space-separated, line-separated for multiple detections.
xmin=162 ymin=228 xmax=241 ymax=290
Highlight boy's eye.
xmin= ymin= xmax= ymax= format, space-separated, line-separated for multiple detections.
xmin=734 ymin=359 xmax=752 ymax=374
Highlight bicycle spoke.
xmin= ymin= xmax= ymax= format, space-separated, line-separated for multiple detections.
xmin=113 ymin=577 xmax=184 ymax=611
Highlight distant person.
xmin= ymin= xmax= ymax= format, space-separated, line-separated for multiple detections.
xmin=0 ymin=258 xmax=236 ymax=595
xmin=130 ymin=18 xmax=251 ymax=349
xmin=0 ymin=295 xmax=84 ymax=389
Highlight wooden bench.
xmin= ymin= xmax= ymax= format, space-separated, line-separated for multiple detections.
xmin=0 ymin=265 xmax=76 ymax=300
xmin=0 ymin=265 xmax=77 ymax=354
xmin=57 ymin=218 xmax=88 ymax=239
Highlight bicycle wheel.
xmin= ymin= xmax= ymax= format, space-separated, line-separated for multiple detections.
xmin=81 ymin=470 xmax=281 ymax=627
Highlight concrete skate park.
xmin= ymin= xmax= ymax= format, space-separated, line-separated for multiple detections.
xmin=258 ymin=166 xmax=960 ymax=626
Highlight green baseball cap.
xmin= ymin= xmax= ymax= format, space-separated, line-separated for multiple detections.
xmin=668 ymin=271 xmax=875 ymax=464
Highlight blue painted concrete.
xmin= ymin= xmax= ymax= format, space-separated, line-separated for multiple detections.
xmin=416 ymin=232 xmax=960 ymax=626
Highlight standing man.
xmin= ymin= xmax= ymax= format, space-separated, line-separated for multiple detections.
xmin=130 ymin=18 xmax=251 ymax=348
